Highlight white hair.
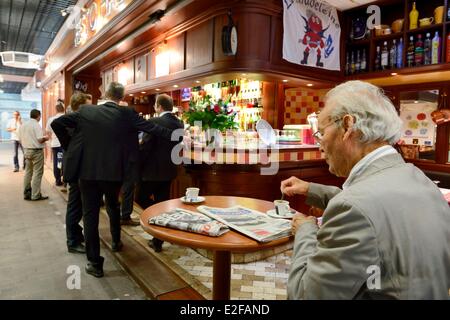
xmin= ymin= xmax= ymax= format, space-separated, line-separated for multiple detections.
xmin=326 ymin=80 xmax=402 ymax=145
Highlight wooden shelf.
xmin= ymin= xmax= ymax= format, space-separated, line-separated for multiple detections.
xmin=406 ymin=23 xmax=444 ymax=35
xmin=373 ymin=32 xmax=404 ymax=42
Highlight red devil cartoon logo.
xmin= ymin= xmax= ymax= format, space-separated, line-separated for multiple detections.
xmin=299 ymin=10 xmax=329 ymax=67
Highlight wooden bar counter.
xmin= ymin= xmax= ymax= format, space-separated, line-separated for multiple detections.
xmin=170 ymin=142 xmax=344 ymax=214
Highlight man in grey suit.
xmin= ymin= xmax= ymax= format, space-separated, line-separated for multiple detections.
xmin=281 ymin=80 xmax=450 ymax=299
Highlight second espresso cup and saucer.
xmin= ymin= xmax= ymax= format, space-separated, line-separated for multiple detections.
xmin=267 ymin=199 xmax=296 ymax=219
xmin=180 ymin=187 xmax=205 ymax=204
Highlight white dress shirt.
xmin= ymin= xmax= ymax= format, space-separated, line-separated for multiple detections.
xmin=18 ymin=119 xmax=45 ymax=149
xmin=46 ymin=113 xmax=64 ymax=148
xmin=7 ymin=118 xmax=21 ymax=141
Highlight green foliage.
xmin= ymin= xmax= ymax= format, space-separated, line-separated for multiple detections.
xmin=183 ymin=95 xmax=238 ymax=132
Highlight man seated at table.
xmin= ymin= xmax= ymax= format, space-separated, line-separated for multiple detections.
xmin=281 ymin=80 xmax=450 ymax=299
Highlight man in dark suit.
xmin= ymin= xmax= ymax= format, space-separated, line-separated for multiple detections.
xmin=51 ymin=82 xmax=173 ymax=278
xmin=136 ymin=94 xmax=184 ymax=252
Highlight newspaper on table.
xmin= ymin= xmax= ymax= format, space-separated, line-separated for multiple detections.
xmin=148 ymin=208 xmax=229 ymax=237
xmin=197 ymin=205 xmax=292 ymax=242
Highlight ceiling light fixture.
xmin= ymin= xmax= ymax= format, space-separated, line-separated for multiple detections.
xmin=173 ymin=85 xmax=179 ymax=88
xmin=141 ymin=91 xmax=146 ymax=94
xmin=155 ymin=88 xmax=160 ymax=91
xmin=306 ymin=83 xmax=313 ymax=87
xmin=195 ymin=80 xmax=201 ymax=83
xmin=282 ymin=79 xmax=288 ymax=83
xmin=391 ymin=72 xmax=398 ymax=76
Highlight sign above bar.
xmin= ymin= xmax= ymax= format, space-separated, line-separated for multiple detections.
xmin=74 ymin=0 xmax=132 ymax=47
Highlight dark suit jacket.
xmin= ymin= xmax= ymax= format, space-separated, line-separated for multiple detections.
xmin=51 ymin=102 xmax=172 ymax=182
xmin=139 ymin=113 xmax=184 ymax=182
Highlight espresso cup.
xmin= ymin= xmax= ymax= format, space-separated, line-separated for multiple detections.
xmin=419 ymin=17 xmax=434 ymax=27
xmin=274 ymin=200 xmax=290 ymax=216
xmin=185 ymin=187 xmax=200 ymax=201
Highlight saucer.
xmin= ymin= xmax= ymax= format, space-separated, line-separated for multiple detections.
xmin=266 ymin=209 xmax=296 ymax=219
xmin=180 ymin=196 xmax=205 ymax=204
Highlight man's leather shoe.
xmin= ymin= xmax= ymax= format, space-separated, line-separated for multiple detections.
xmin=148 ymin=238 xmax=163 ymax=253
xmin=120 ymin=218 xmax=140 ymax=226
xmin=68 ymin=244 xmax=86 ymax=254
xmin=112 ymin=241 xmax=123 ymax=252
xmin=13 ymin=168 xmax=19 ymax=172
xmin=24 ymin=196 xmax=31 ymax=200
xmin=31 ymin=195 xmax=49 ymax=201
xmin=85 ymin=263 xmax=104 ymax=278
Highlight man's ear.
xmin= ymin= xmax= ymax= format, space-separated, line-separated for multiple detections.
xmin=342 ymin=114 xmax=355 ymax=141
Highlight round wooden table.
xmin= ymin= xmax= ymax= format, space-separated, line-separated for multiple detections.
xmin=140 ymin=196 xmax=293 ymax=300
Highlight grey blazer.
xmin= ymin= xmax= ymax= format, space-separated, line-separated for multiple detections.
xmin=288 ymin=153 xmax=450 ymax=299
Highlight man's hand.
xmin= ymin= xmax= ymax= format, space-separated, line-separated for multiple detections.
xmin=280 ymin=176 xmax=310 ymax=197
xmin=291 ymin=212 xmax=317 ymax=235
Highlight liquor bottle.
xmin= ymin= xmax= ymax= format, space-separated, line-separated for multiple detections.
xmin=409 ymin=2 xmax=418 ymax=30
xmin=407 ymin=36 xmax=415 ymax=67
xmin=381 ymin=41 xmax=389 ymax=70
xmin=389 ymin=40 xmax=397 ymax=69
xmin=350 ymin=51 xmax=356 ymax=74
xmin=414 ymin=34 xmax=424 ymax=66
xmin=396 ymin=38 xmax=403 ymax=68
xmin=360 ymin=49 xmax=367 ymax=72
xmin=431 ymin=31 xmax=440 ymax=64
xmin=447 ymin=33 xmax=450 ymax=63
xmin=424 ymin=33 xmax=432 ymax=65
xmin=355 ymin=50 xmax=361 ymax=73
xmin=345 ymin=52 xmax=350 ymax=75
xmin=375 ymin=46 xmax=381 ymax=70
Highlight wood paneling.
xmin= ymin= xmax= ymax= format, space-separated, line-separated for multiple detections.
xmin=235 ymin=12 xmax=271 ymax=62
xmin=168 ymin=34 xmax=185 ymax=74
xmin=186 ymin=20 xmax=214 ymax=69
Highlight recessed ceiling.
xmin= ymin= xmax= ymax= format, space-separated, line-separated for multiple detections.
xmin=0 ymin=0 xmax=77 ymax=94
xmin=325 ymin=0 xmax=377 ymax=11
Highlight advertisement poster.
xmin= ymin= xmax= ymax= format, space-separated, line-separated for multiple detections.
xmin=399 ymin=102 xmax=437 ymax=146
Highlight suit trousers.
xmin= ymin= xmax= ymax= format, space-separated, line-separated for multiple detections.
xmin=23 ymin=148 xmax=44 ymax=199
xmin=120 ymin=161 xmax=138 ymax=220
xmin=66 ymin=181 xmax=84 ymax=247
xmin=79 ymin=180 xmax=122 ymax=263
xmin=136 ymin=180 xmax=172 ymax=209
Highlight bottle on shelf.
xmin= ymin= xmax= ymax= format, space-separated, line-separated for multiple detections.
xmin=350 ymin=51 xmax=356 ymax=74
xmin=381 ymin=41 xmax=389 ymax=70
xmin=447 ymin=33 xmax=450 ymax=63
xmin=375 ymin=45 xmax=381 ymax=71
xmin=360 ymin=49 xmax=367 ymax=72
xmin=414 ymin=34 xmax=424 ymax=67
xmin=355 ymin=50 xmax=361 ymax=73
xmin=396 ymin=38 xmax=403 ymax=68
xmin=431 ymin=31 xmax=440 ymax=64
xmin=389 ymin=40 xmax=397 ymax=69
xmin=345 ymin=52 xmax=350 ymax=75
xmin=424 ymin=33 xmax=432 ymax=65
xmin=409 ymin=2 xmax=419 ymax=30
xmin=407 ymin=36 xmax=415 ymax=67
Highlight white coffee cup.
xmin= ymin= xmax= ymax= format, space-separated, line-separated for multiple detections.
xmin=185 ymin=187 xmax=200 ymax=201
xmin=274 ymin=200 xmax=290 ymax=216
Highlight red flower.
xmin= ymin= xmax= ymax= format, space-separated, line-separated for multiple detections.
xmin=213 ymin=104 xmax=220 ymax=113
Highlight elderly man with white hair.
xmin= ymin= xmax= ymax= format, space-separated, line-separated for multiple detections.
xmin=281 ymin=80 xmax=450 ymax=299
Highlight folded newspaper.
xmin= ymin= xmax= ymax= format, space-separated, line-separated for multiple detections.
xmin=197 ymin=205 xmax=292 ymax=242
xmin=148 ymin=208 xmax=229 ymax=237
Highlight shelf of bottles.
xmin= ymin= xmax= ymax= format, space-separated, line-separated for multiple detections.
xmin=194 ymin=79 xmax=264 ymax=131
xmin=344 ymin=0 xmax=450 ymax=75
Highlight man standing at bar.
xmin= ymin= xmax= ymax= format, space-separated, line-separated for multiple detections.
xmin=137 ymin=93 xmax=184 ymax=252
xmin=281 ymin=80 xmax=450 ymax=299
xmin=46 ymin=102 xmax=65 ymax=186
xmin=7 ymin=111 xmax=25 ymax=172
xmin=51 ymin=82 xmax=173 ymax=278
xmin=19 ymin=109 xmax=49 ymax=201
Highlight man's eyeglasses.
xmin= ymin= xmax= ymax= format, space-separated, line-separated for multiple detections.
xmin=312 ymin=119 xmax=340 ymax=142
